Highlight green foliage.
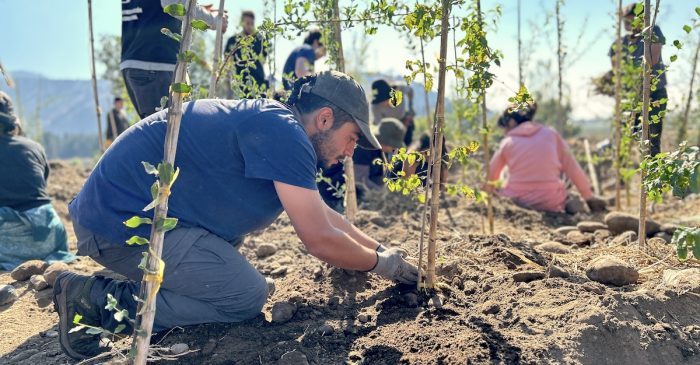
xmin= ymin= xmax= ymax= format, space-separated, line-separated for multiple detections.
xmin=171 ymin=82 xmax=192 ymax=94
xmin=161 ymin=28 xmax=182 ymax=43
xmin=672 ymin=226 xmax=700 ymax=261
xmin=190 ymin=19 xmax=210 ymax=31
xmin=641 ymin=143 xmax=700 ymax=203
xmin=124 ymin=216 xmax=152 ymax=228
xmin=507 ymin=85 xmax=535 ymax=111
xmin=163 ymin=3 xmax=185 ymax=17
xmin=126 ymin=236 xmax=150 ymax=246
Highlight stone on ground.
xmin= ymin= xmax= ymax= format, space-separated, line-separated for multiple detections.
xmin=271 ymin=302 xmax=297 ymax=323
xmin=611 ymin=231 xmax=637 ymax=246
xmin=604 ymin=212 xmax=661 ymax=235
xmin=593 ymin=229 xmax=613 ymax=243
xmin=586 ymin=256 xmax=639 ymax=286
xmin=536 ymin=241 xmax=572 ymax=254
xmin=0 ymin=284 xmax=18 ymax=306
xmin=566 ymin=231 xmax=592 ymax=246
xmin=549 ymin=265 xmax=570 ymax=278
xmin=29 ymin=275 xmax=48 ymax=291
xmin=43 ymin=262 xmax=70 ymax=287
xmin=577 ymin=221 xmax=607 ymax=233
xmin=662 ymin=269 xmax=700 ymax=293
xmin=279 ymin=350 xmax=309 ymax=365
xmin=256 ymin=243 xmax=277 ymax=258
xmin=512 ymin=271 xmax=545 ymax=283
xmin=10 ymin=260 xmax=49 ymax=281
xmin=554 ymin=226 xmax=578 ymax=235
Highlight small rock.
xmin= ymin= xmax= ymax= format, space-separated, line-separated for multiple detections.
xmin=357 ymin=314 xmax=370 ymax=323
xmin=317 ymin=323 xmax=334 ymax=336
xmin=647 ymin=237 xmax=667 ymax=246
xmin=482 ymin=302 xmax=500 ymax=315
xmin=577 ymin=221 xmax=608 ymax=233
xmin=660 ymin=223 xmax=678 ymax=235
xmin=403 ymin=293 xmax=419 ymax=307
xmin=271 ymin=302 xmax=297 ymax=323
xmin=565 ymin=198 xmax=585 ymax=214
xmin=566 ymin=231 xmax=592 ymax=246
xmin=554 ymin=226 xmax=578 ymax=235
xmin=279 ymin=350 xmax=309 ymax=365
xmin=653 ymin=232 xmax=672 ymax=244
xmin=270 ymin=266 xmax=288 ymax=276
xmin=256 ymin=244 xmax=277 ymax=258
xmin=593 ymin=229 xmax=613 ymax=242
xmin=662 ymin=269 xmax=700 ymax=293
xmin=313 ymin=267 xmax=323 ymax=279
xmin=43 ymin=330 xmax=59 ymax=338
xmin=604 ymin=212 xmax=660 ymax=235
xmin=288 ymin=291 xmax=303 ymax=304
xmin=29 ymin=275 xmax=48 ymax=291
xmin=536 ymin=241 xmax=572 ymax=254
xmin=611 ymin=231 xmax=637 ymax=246
xmin=369 ymin=215 xmax=389 ymax=227
xmin=512 ymin=271 xmax=545 ymax=283
xmin=586 ymin=256 xmax=639 ymax=286
xmin=10 ymin=260 xmax=49 ymax=281
xmin=549 ymin=265 xmax=570 ymax=278
xmin=43 ymin=262 xmax=70 ymax=287
xmin=170 ymin=343 xmax=189 ymax=355
xmin=0 ymin=285 xmax=18 ymax=306
xmin=266 ymin=277 xmax=276 ymax=297
xmin=428 ymin=295 xmax=443 ymax=309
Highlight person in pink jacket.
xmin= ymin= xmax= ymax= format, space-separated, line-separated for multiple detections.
xmin=488 ymin=103 xmax=606 ymax=213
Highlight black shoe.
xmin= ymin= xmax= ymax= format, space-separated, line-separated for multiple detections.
xmin=53 ymin=272 xmax=107 ymax=360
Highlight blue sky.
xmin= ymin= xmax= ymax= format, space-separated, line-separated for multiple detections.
xmin=0 ymin=0 xmax=698 ymax=120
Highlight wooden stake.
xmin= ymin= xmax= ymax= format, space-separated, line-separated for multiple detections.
xmin=329 ymin=0 xmax=358 ymax=223
xmin=517 ymin=0 xmax=523 ymax=87
xmin=638 ymin=0 xmax=652 ymax=250
xmin=555 ymin=0 xmax=565 ymax=134
xmin=424 ymin=0 xmax=450 ymax=288
xmin=584 ymin=139 xmax=600 ymax=195
xmin=477 ymin=0 xmax=494 ymax=234
xmin=679 ymin=33 xmax=700 ymax=144
xmin=208 ymin=0 xmax=226 ymax=97
xmin=613 ymin=0 xmax=623 ymax=211
xmin=131 ymin=1 xmax=197 ymax=363
xmin=87 ymin=0 xmax=104 ymax=152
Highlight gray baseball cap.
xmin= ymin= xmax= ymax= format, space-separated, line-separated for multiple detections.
xmin=302 ymin=70 xmax=381 ymax=150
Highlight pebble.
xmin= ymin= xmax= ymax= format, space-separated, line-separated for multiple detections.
xmin=536 ymin=241 xmax=571 ymax=254
xmin=482 ymin=302 xmax=500 ymax=315
xmin=549 ymin=265 xmax=570 ymax=278
xmin=10 ymin=260 xmax=49 ymax=281
xmin=604 ymin=212 xmax=660 ymax=235
xmin=554 ymin=226 xmax=578 ymax=235
xmin=279 ymin=350 xmax=309 ymax=365
xmin=593 ymin=229 xmax=613 ymax=242
xmin=577 ymin=221 xmax=608 ymax=233
xmin=43 ymin=330 xmax=59 ymax=338
xmin=317 ymin=323 xmax=335 ymax=336
xmin=256 ymin=244 xmax=277 ymax=258
xmin=566 ymin=231 xmax=592 ymax=246
xmin=611 ymin=231 xmax=637 ymax=246
xmin=271 ymin=302 xmax=297 ymax=323
xmin=512 ymin=271 xmax=545 ymax=283
xmin=288 ymin=291 xmax=303 ymax=304
xmin=369 ymin=215 xmax=389 ymax=227
xmin=662 ymin=268 xmax=700 ymax=293
xmin=0 ymin=284 xmax=18 ymax=306
xmin=266 ymin=277 xmax=276 ymax=297
xmin=313 ymin=267 xmax=323 ymax=279
xmin=271 ymin=266 xmax=288 ymax=276
xmin=403 ymin=292 xmax=419 ymax=307
xmin=170 ymin=343 xmax=190 ymax=355
xmin=586 ymin=255 xmax=639 ymax=286
xmin=43 ymin=262 xmax=70 ymax=287
xmin=428 ymin=295 xmax=443 ymax=309
xmin=357 ymin=314 xmax=370 ymax=323
xmin=29 ymin=275 xmax=49 ymax=291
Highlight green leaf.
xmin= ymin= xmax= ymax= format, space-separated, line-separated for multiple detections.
xmin=673 ymin=40 xmax=682 ymax=50
xmin=158 ymin=163 xmax=175 ymax=185
xmin=693 ymin=239 xmax=700 ymax=260
xmin=163 ymin=3 xmax=185 ymax=17
xmin=190 ymin=19 xmax=209 ymax=31
xmin=142 ymin=161 xmax=158 ymax=175
xmin=151 ymin=182 xmax=159 ymax=201
xmin=156 ymin=217 xmax=178 ymax=232
xmin=670 ymin=55 xmax=678 ymax=62
xmin=73 ymin=313 xmax=83 ymax=324
xmin=105 ymin=293 xmax=118 ymax=311
xmin=114 ymin=309 xmax=129 ymax=322
xmin=126 ymin=236 xmax=149 ymax=246
xmin=696 ymin=7 xmax=700 ymax=17
xmin=68 ymin=325 xmax=85 ymax=333
xmin=389 ymin=89 xmax=403 ymax=107
xmin=683 ymin=25 xmax=692 ymax=34
xmin=114 ymin=324 xmax=127 ymax=334
xmin=124 ymin=216 xmax=152 ymax=228
xmin=160 ymin=28 xmax=182 ymax=42
xmin=85 ymin=327 xmax=103 ymax=335
xmin=171 ymin=82 xmax=192 ymax=94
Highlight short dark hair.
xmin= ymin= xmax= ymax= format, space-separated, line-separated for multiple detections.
xmin=497 ymin=102 xmax=538 ymax=127
xmin=287 ymin=74 xmax=352 ymax=129
xmin=241 ymin=10 xmax=255 ymax=20
xmin=114 ymin=97 xmax=123 ymax=103
xmin=304 ymin=29 xmax=323 ymax=46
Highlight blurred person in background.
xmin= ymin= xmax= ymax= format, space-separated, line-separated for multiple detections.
xmin=225 ymin=10 xmax=270 ymax=98
xmin=105 ymin=97 xmax=130 ymax=147
xmin=282 ymin=29 xmax=324 ymax=90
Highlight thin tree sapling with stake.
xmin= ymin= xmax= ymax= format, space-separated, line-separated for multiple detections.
xmin=87 ymin=0 xmax=104 ymax=152
xmin=208 ymin=0 xmax=226 ymax=97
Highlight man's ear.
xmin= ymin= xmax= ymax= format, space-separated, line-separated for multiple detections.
xmin=315 ymin=107 xmax=335 ymax=132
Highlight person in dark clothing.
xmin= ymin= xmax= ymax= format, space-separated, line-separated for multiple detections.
xmin=371 ymin=79 xmax=415 ymax=146
xmin=105 ymin=97 xmax=130 ymax=146
xmin=282 ymin=29 xmax=325 ymax=90
xmin=0 ymin=92 xmax=73 ymax=270
xmin=608 ymin=3 xmax=667 ymax=156
xmin=121 ymin=0 xmax=227 ymax=118
xmin=225 ymin=10 xmax=269 ymax=98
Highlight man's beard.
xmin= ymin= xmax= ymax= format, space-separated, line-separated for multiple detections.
xmin=310 ymin=130 xmax=341 ymax=168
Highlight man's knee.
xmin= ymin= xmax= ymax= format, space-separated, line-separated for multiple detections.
xmin=217 ymin=272 xmax=268 ymax=320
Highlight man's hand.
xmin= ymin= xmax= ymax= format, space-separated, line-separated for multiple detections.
xmin=586 ymin=196 xmax=607 ymax=212
xmin=371 ymin=248 xmax=419 ymax=284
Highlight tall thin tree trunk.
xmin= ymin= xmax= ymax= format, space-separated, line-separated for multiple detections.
xmin=613 ymin=0 xmax=623 ymax=210
xmin=417 ymin=35 xmax=432 ymax=289
xmin=424 ymin=0 xmax=450 ymax=288
xmin=679 ymin=34 xmax=700 ymax=144
xmin=87 ymin=0 xmax=104 ymax=152
xmin=477 ymin=0 xmax=494 ymax=234
xmin=555 ymin=0 xmax=565 ymax=134
xmin=638 ymin=0 xmax=652 ymax=250
xmin=132 ymin=1 xmax=197 ymax=363
xmin=209 ymin=0 xmax=226 ymax=97
xmin=330 ymin=0 xmax=358 ymax=222
xmin=420 ymin=38 xmax=433 ymax=125
xmin=517 ymin=0 xmax=523 ymax=86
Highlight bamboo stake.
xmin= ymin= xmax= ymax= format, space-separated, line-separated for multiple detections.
xmin=679 ymin=33 xmax=700 ymax=144
xmin=209 ymin=0 xmax=226 ymax=97
xmin=87 ymin=0 xmax=104 ymax=152
xmin=638 ymin=0 xmax=652 ymax=250
xmin=517 ymin=0 xmax=523 ymax=87
xmin=420 ymin=38 xmax=433 ymax=125
xmin=330 ymin=0 xmax=358 ymax=223
xmin=477 ymin=0 xmax=494 ymax=234
xmin=131 ymin=1 xmax=197 ymax=363
xmin=555 ymin=0 xmax=565 ymax=134
xmin=583 ymin=139 xmax=600 ymax=195
xmin=417 ymin=35 xmax=433 ymax=289
xmin=613 ymin=0 xmax=623 ymax=211
xmin=424 ymin=0 xmax=450 ymax=288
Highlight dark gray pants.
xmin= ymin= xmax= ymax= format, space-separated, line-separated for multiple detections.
xmin=122 ymin=68 xmax=173 ymax=119
xmin=74 ymin=223 xmax=268 ymax=332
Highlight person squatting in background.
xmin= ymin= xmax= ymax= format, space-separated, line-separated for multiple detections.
xmin=0 ymin=91 xmax=74 ymax=270
xmin=487 ymin=102 xmax=607 ymax=213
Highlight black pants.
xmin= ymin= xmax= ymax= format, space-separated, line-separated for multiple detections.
xmin=122 ymin=68 xmax=173 ymax=119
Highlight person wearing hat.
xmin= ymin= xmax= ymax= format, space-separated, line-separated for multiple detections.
xmin=371 ymin=79 xmax=415 ymax=145
xmin=0 ymin=91 xmax=74 ymax=270
xmin=52 ymin=71 xmax=418 ymax=359
xmin=354 ymin=117 xmax=407 ymax=192
xmin=487 ymin=102 xmax=607 ymax=213
xmin=282 ymin=29 xmax=325 ymax=90
xmin=608 ymin=3 xmax=667 ymax=156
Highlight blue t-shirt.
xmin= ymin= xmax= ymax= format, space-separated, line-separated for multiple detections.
xmin=282 ymin=44 xmax=316 ymax=90
xmin=69 ymin=99 xmax=317 ymax=250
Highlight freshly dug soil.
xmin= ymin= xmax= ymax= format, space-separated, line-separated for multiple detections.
xmin=1 ymin=162 xmax=700 ymax=365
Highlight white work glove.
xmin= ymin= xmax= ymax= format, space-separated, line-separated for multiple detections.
xmin=370 ymin=248 xmax=419 ymax=284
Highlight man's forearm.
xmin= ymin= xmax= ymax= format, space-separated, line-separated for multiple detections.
xmin=325 ymin=205 xmax=381 ymax=251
